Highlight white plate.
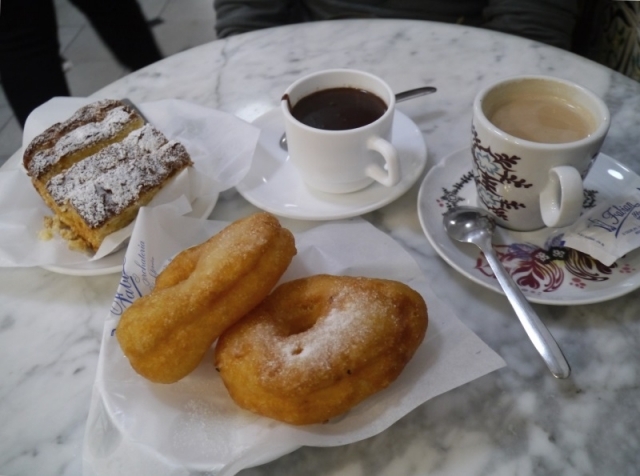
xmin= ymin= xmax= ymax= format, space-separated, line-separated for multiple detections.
xmin=89 ymin=217 xmax=504 ymax=475
xmin=417 ymin=148 xmax=640 ymax=305
xmin=40 ymin=195 xmax=217 ymax=276
xmin=236 ymin=109 xmax=427 ymax=220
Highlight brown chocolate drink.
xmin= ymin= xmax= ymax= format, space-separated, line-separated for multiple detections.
xmin=289 ymin=87 xmax=387 ymax=131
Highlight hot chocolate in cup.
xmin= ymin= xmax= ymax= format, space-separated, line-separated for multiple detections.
xmin=471 ymin=75 xmax=610 ymax=231
xmin=281 ymin=69 xmax=399 ymax=194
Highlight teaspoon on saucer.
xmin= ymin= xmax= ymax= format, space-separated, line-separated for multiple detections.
xmin=279 ymin=86 xmax=437 ymax=151
xmin=443 ymin=205 xmax=571 ymax=379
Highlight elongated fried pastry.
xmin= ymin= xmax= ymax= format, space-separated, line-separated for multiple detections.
xmin=116 ymin=212 xmax=297 ymax=384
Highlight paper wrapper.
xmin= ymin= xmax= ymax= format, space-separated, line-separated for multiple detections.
xmin=0 ymin=97 xmax=259 ymax=267
xmin=560 ymin=184 xmax=640 ymax=266
xmin=82 ymin=206 xmax=506 ymax=476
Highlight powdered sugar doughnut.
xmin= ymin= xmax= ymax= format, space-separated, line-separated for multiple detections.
xmin=214 ymin=274 xmax=428 ymax=425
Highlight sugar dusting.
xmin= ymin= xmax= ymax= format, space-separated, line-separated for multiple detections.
xmin=26 ymin=100 xmax=138 ymax=178
xmin=199 ymin=214 xmax=278 ymax=277
xmin=280 ymin=303 xmax=366 ymax=361
xmin=46 ymin=124 xmax=192 ymax=228
xmin=257 ymin=286 xmax=393 ymax=381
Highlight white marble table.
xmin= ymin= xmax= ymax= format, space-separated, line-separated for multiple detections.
xmin=2 ymin=19 xmax=640 ymax=476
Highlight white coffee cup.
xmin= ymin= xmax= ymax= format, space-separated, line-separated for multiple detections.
xmin=471 ymin=75 xmax=610 ymax=231
xmin=281 ymin=69 xmax=399 ymax=194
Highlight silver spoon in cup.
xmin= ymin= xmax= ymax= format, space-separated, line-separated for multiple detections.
xmin=279 ymin=86 xmax=437 ymax=150
xmin=443 ymin=205 xmax=571 ymax=379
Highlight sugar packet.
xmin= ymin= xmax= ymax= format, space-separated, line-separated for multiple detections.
xmin=560 ymin=185 xmax=640 ymax=266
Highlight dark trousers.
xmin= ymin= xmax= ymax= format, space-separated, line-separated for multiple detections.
xmin=0 ymin=0 xmax=163 ymax=127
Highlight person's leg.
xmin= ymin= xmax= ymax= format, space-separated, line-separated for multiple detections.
xmin=0 ymin=0 xmax=71 ymax=127
xmin=69 ymin=0 xmax=163 ymax=71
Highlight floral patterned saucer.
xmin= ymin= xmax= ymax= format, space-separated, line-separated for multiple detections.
xmin=417 ymin=147 xmax=640 ymax=305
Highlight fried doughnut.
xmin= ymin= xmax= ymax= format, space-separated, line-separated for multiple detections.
xmin=214 ymin=274 xmax=428 ymax=425
xmin=116 ymin=212 xmax=297 ymax=384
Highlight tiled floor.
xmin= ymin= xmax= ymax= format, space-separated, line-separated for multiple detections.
xmin=0 ymin=0 xmax=218 ymax=166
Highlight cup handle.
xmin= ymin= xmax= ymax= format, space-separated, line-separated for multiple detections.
xmin=540 ymin=165 xmax=584 ymax=228
xmin=365 ymin=137 xmax=400 ymax=187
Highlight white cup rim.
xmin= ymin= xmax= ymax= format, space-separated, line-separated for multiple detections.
xmin=281 ymin=68 xmax=396 ymax=135
xmin=473 ymin=75 xmax=610 ymax=150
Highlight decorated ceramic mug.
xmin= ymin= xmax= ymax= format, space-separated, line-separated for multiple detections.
xmin=471 ymin=75 xmax=610 ymax=231
xmin=281 ymin=69 xmax=399 ymax=194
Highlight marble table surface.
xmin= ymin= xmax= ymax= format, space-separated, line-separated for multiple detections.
xmin=2 ymin=19 xmax=640 ymax=476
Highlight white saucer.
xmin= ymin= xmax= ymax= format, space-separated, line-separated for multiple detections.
xmin=417 ymin=148 xmax=640 ymax=305
xmin=236 ymin=109 xmax=427 ymax=220
xmin=40 ymin=194 xmax=217 ymax=276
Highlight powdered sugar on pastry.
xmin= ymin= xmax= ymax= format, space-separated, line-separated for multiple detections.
xmin=23 ymin=98 xmax=191 ymax=251
xmin=215 ymin=275 xmax=428 ymax=425
xmin=46 ymin=124 xmax=191 ymax=228
xmin=24 ymin=100 xmax=142 ymax=180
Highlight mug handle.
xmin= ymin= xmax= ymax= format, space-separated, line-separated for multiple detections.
xmin=540 ymin=166 xmax=583 ymax=228
xmin=365 ymin=137 xmax=400 ymax=187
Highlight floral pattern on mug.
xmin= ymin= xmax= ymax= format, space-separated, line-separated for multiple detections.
xmin=471 ymin=126 xmax=533 ymax=222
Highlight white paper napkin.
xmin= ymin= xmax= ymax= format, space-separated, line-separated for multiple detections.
xmin=0 ymin=97 xmax=259 ymax=267
xmin=83 ymin=206 xmax=506 ymax=476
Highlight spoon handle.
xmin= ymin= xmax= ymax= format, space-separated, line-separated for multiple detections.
xmin=395 ymin=86 xmax=437 ymax=102
xmin=478 ymin=237 xmax=571 ymax=379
